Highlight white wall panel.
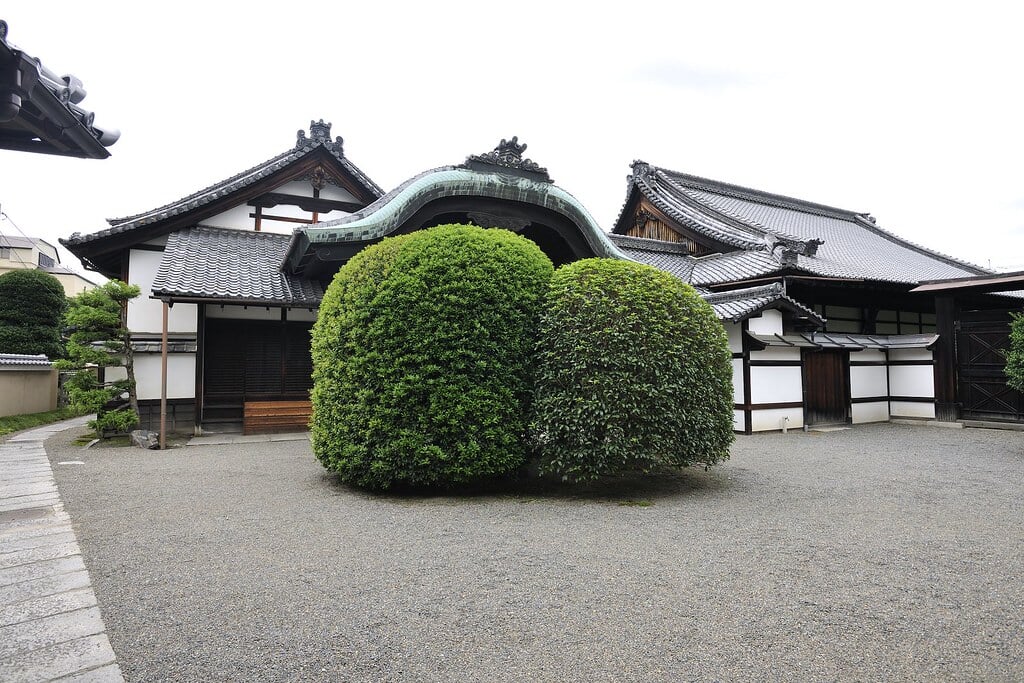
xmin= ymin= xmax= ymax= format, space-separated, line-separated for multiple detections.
xmin=733 ymin=410 xmax=744 ymax=431
xmin=127 ymin=250 xmax=198 ymax=334
xmin=750 ymin=367 xmax=802 ymax=403
xmin=852 ymin=401 xmax=889 ymax=424
xmin=135 ymin=354 xmax=196 ymax=400
xmin=889 ymin=349 xmax=933 ymax=363
xmin=751 ymin=407 xmax=803 ymax=432
xmin=206 ymin=305 xmax=282 ymax=321
xmin=732 ymin=358 xmax=744 ymax=400
xmin=747 ymin=309 xmax=783 ymax=335
xmin=890 ymin=401 xmax=936 ymax=419
xmin=850 ymin=366 xmax=887 ymax=399
xmin=889 ymin=365 xmax=935 ymax=398
xmin=205 ymin=204 xmax=256 ymax=230
xmin=725 ymin=323 xmax=743 ymax=353
xmin=288 ymin=308 xmax=319 ymax=322
xmin=750 ymin=347 xmax=801 ymax=363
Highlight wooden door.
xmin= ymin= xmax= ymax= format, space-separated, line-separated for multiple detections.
xmin=803 ymin=349 xmax=849 ymax=426
xmin=957 ymin=310 xmax=1024 ymax=422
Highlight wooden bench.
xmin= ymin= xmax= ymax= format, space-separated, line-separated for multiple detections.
xmin=243 ymin=400 xmax=312 ymax=435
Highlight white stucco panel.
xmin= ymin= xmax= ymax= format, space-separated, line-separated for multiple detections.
xmin=751 ymin=407 xmax=803 ymax=432
xmin=747 ymin=309 xmax=783 ymax=335
xmin=852 ymin=401 xmax=889 ymax=424
xmin=128 ymin=250 xmax=198 ymax=335
xmin=890 ymin=401 xmax=936 ymax=419
xmin=889 ymin=365 xmax=935 ymax=398
xmin=725 ymin=323 xmax=743 ymax=353
xmin=889 ymin=348 xmax=934 ymax=363
xmin=732 ymin=358 xmax=745 ymax=401
xmin=850 ymin=366 xmax=887 ymax=399
xmin=750 ymin=366 xmax=802 ymax=404
xmin=206 ymin=305 xmax=282 ymax=321
xmin=135 ymin=353 xmax=196 ymax=400
xmin=750 ymin=347 xmax=801 ymax=363
xmin=733 ymin=409 xmax=744 ymax=431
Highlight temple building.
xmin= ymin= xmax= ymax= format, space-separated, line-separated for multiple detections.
xmin=62 ymin=121 xmax=1023 ymax=435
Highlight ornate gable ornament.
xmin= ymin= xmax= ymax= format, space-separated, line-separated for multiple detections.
xmin=463 ymin=136 xmax=552 ymax=182
xmin=296 ymin=119 xmax=345 ymax=155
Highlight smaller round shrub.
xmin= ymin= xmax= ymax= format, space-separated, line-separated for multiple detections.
xmin=0 ymin=269 xmax=66 ymax=358
xmin=531 ymin=258 xmax=734 ymax=481
xmin=1006 ymin=312 xmax=1024 ymax=393
xmin=311 ymin=224 xmax=554 ymax=490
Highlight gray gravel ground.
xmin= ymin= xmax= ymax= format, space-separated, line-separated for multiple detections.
xmin=45 ymin=423 xmax=1024 ymax=682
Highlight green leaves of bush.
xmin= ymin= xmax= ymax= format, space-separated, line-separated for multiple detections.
xmin=311 ymin=224 xmax=553 ymax=490
xmin=0 ymin=269 xmax=66 ymax=358
xmin=531 ymin=258 xmax=734 ymax=481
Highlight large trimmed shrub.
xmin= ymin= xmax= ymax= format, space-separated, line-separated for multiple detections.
xmin=1006 ymin=312 xmax=1024 ymax=393
xmin=311 ymin=224 xmax=554 ymax=490
xmin=0 ymin=269 xmax=66 ymax=358
xmin=531 ymin=258 xmax=734 ymax=481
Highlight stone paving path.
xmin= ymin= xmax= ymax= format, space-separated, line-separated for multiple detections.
xmin=0 ymin=418 xmax=123 ymax=682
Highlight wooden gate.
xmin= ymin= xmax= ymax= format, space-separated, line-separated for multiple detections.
xmin=956 ymin=310 xmax=1024 ymax=422
xmin=802 ymin=349 xmax=849 ymax=426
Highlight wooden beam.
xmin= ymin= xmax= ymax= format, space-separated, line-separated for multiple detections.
xmin=933 ymin=295 xmax=959 ymax=421
xmin=248 ymin=212 xmax=315 ymax=226
xmin=248 ymin=191 xmax=364 ymax=214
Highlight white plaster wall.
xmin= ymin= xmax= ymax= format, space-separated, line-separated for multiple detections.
xmin=106 ymin=366 xmax=128 ymax=383
xmin=890 ymin=401 xmax=936 ymax=419
xmin=205 ymin=204 xmax=258 ymax=230
xmin=750 ymin=367 xmax=802 ymax=404
xmin=733 ymin=409 xmax=744 ymax=431
xmin=725 ymin=323 xmax=743 ymax=354
xmin=134 ymin=354 xmax=196 ymax=400
xmin=315 ymin=183 xmax=359 ymax=203
xmin=850 ymin=366 xmax=887 ymax=399
xmin=732 ymin=358 xmax=744 ymax=403
xmin=747 ymin=309 xmax=783 ymax=335
xmin=206 ymin=305 xmax=282 ymax=321
xmin=288 ymin=308 xmax=318 ymax=322
xmin=751 ymin=407 xmax=803 ymax=432
xmin=852 ymin=401 xmax=889 ymax=424
xmin=749 ymin=347 xmax=800 ymax=363
xmin=858 ymin=350 xmax=886 ymax=363
xmin=889 ymin=349 xmax=933 ymax=363
xmin=889 ymin=365 xmax=935 ymax=398
xmin=127 ymin=250 xmax=198 ymax=334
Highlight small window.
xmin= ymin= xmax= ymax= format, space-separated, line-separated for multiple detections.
xmin=38 ymin=252 xmax=54 ymax=268
xmin=0 ymin=247 xmax=9 ymax=259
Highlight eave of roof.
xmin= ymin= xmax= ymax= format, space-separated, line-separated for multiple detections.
xmin=702 ymin=282 xmax=825 ymax=325
xmin=747 ymin=331 xmax=939 ymax=351
xmin=0 ymin=21 xmax=118 ymax=159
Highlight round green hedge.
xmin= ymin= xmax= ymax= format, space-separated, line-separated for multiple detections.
xmin=311 ymin=224 xmax=554 ymax=490
xmin=531 ymin=258 xmax=734 ymax=481
xmin=0 ymin=269 xmax=66 ymax=358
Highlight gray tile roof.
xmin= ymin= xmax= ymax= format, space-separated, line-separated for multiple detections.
xmin=702 ymin=283 xmax=824 ymax=324
xmin=625 ymin=162 xmax=992 ymax=285
xmin=609 ymin=234 xmax=784 ymax=286
xmin=64 ymin=121 xmax=382 ymax=247
xmin=747 ymin=331 xmax=939 ymax=351
xmin=152 ymin=227 xmax=323 ymax=306
xmin=0 ymin=353 xmax=51 ymax=367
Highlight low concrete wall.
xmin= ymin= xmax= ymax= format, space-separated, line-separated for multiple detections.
xmin=0 ymin=368 xmax=57 ymax=417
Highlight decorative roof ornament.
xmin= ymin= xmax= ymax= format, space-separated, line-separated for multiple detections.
xmin=464 ymin=136 xmax=552 ymax=182
xmin=296 ymin=119 xmax=344 ymax=155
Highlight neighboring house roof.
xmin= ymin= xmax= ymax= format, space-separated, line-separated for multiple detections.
xmin=0 ymin=353 xmax=51 ymax=367
xmin=615 ymin=162 xmax=992 ymax=286
xmin=0 ymin=21 xmax=118 ymax=158
xmin=0 ymin=234 xmax=56 ymax=250
xmin=62 ymin=120 xmax=383 ymax=275
xmin=701 ymin=282 xmax=824 ymax=325
xmin=152 ymin=226 xmax=323 ymax=306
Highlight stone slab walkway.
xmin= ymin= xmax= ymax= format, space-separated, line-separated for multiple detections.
xmin=0 ymin=418 xmax=123 ymax=682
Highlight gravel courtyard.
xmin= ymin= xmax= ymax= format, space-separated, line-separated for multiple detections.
xmin=45 ymin=423 xmax=1024 ymax=682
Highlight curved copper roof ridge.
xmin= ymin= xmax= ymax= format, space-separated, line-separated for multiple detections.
xmin=297 ymin=165 xmax=629 ymax=261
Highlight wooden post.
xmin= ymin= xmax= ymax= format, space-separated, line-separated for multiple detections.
xmin=160 ymin=301 xmax=168 ymax=449
xmin=933 ymin=295 xmax=959 ymax=421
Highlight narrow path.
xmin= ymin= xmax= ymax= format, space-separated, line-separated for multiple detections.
xmin=0 ymin=418 xmax=124 ymax=682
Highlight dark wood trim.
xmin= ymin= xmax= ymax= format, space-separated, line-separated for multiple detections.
xmin=849 ymin=360 xmax=888 ymax=366
xmin=249 ymin=191 xmax=363 ymax=215
xmin=887 ymin=359 xmax=935 ymax=366
xmin=248 ymin=212 xmax=315 ymax=225
xmin=732 ymin=352 xmax=743 ymax=359
xmin=742 ymin=321 xmax=752 ymax=434
xmin=850 ymin=396 xmax=889 ymax=404
xmin=128 ymin=244 xmax=166 ymax=253
xmin=195 ymin=304 xmax=206 ymax=434
xmin=749 ymin=360 xmax=802 ymax=367
xmin=254 ymin=205 xmax=263 ymax=232
xmin=889 ymin=396 xmax=937 ymax=404
xmin=735 ymin=401 xmax=804 ymax=410
xmin=138 ymin=398 xmax=194 ymax=407
xmin=933 ymin=296 xmax=959 ymax=420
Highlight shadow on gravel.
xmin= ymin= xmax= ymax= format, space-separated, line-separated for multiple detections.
xmin=320 ymin=461 xmax=733 ymax=505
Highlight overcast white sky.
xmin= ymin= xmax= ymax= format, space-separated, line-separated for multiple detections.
xmin=1 ymin=1 xmax=1022 ymax=279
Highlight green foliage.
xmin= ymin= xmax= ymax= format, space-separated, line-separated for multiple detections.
xmin=0 ymin=269 xmax=67 ymax=358
xmin=311 ymin=224 xmax=554 ymax=490
xmin=531 ymin=258 xmax=734 ymax=481
xmin=1005 ymin=312 xmax=1024 ymax=393
xmin=56 ymin=281 xmax=141 ymax=436
xmin=0 ymin=406 xmax=91 ymax=438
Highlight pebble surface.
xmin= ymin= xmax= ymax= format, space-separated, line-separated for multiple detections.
xmin=46 ymin=423 xmax=1024 ymax=682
